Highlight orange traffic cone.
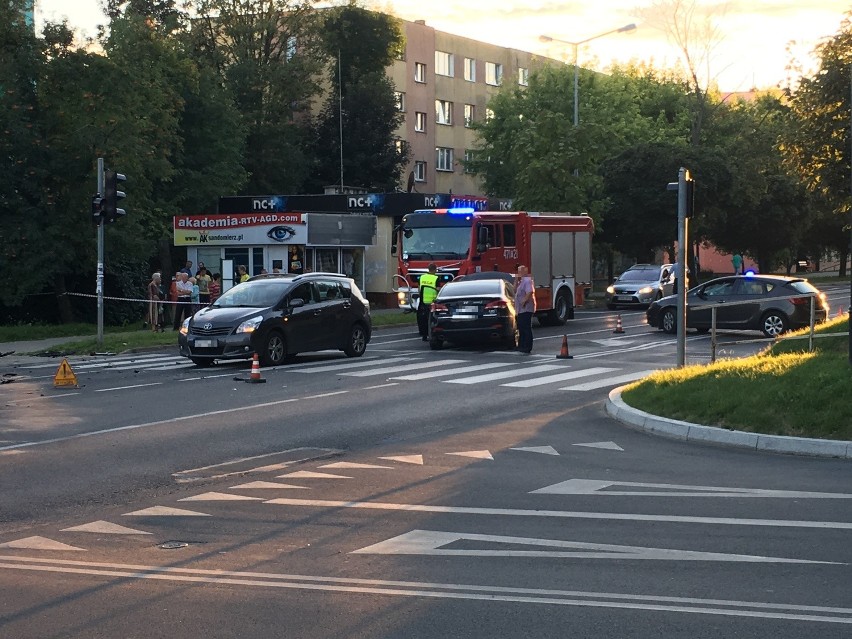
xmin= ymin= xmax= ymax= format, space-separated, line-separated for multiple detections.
xmin=246 ymin=353 xmax=266 ymax=384
xmin=556 ymin=334 xmax=573 ymax=359
xmin=613 ymin=314 xmax=625 ymax=334
xmin=837 ymin=306 xmax=845 ymax=318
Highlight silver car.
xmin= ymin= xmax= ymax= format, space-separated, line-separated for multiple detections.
xmin=605 ymin=264 xmax=673 ymax=309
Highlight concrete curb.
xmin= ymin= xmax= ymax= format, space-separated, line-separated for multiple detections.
xmin=605 ymin=385 xmax=852 ymax=459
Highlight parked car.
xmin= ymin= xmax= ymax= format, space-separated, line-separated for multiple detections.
xmin=178 ymin=272 xmax=371 ymax=367
xmin=646 ymin=274 xmax=829 ymax=338
xmin=429 ymin=278 xmax=518 ymax=350
xmin=606 ymin=264 xmax=673 ymax=309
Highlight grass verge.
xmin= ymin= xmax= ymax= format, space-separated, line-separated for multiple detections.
xmin=621 ymin=316 xmax=851 ymax=440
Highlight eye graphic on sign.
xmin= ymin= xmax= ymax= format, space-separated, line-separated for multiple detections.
xmin=267 ymin=226 xmax=296 ymax=242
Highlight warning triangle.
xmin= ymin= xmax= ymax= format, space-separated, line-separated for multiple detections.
xmin=123 ymin=506 xmax=211 ymax=517
xmin=379 ymin=455 xmax=423 ymax=465
xmin=319 ymin=462 xmax=394 ymax=469
xmin=573 ymin=441 xmax=624 ymax=451
xmin=178 ymin=492 xmax=264 ymax=502
xmin=0 ymin=536 xmax=85 ymax=551
xmin=275 ymin=471 xmax=352 ymax=479
xmin=231 ymin=481 xmax=311 ymax=490
xmin=511 ymin=446 xmax=560 ymax=456
xmin=62 ymin=520 xmax=151 ymax=535
xmin=446 ymin=450 xmax=493 ymax=460
xmin=53 ymin=358 xmax=78 ymax=388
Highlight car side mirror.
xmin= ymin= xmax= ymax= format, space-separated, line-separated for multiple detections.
xmin=289 ymin=298 xmax=305 ymax=308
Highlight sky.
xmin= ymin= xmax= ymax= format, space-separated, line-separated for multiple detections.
xmin=35 ymin=0 xmax=851 ymax=92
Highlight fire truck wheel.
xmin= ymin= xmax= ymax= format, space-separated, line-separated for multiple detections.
xmin=555 ymin=291 xmax=574 ymax=322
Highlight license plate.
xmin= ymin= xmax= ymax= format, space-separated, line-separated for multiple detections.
xmin=616 ymin=296 xmax=632 ymax=301
xmin=459 ymin=306 xmax=478 ymax=313
xmin=452 ymin=314 xmax=476 ymax=320
xmin=193 ymin=339 xmax=215 ymax=348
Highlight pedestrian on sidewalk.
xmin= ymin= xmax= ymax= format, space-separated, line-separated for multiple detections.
xmin=147 ymin=272 xmax=164 ymax=332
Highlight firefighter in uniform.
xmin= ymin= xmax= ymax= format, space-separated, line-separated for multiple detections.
xmin=417 ymin=263 xmax=439 ymax=341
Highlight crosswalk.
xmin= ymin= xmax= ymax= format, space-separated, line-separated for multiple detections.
xmin=18 ymin=352 xmax=658 ymax=391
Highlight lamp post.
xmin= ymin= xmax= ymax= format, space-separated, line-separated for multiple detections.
xmin=540 ymin=23 xmax=637 ymax=129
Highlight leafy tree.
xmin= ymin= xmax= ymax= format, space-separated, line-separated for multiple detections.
xmin=308 ymin=3 xmax=407 ymax=192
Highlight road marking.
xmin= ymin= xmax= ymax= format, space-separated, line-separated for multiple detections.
xmin=172 ymin=447 xmax=340 ymax=483
xmin=531 ymin=479 xmax=852 ymax=499
xmin=352 ymin=529 xmax=836 ymax=564
xmin=501 ymin=367 xmax=618 ymax=388
xmin=0 ymin=555 xmax=850 ymax=623
xmin=262 ymin=498 xmax=852 ymax=530
xmin=362 ymin=383 xmax=399 ymax=390
xmin=3 ymin=392 xmax=80 ymax=404
xmin=231 ymin=481 xmax=311 ymax=490
xmin=390 ymin=362 xmax=512 ymax=381
xmin=178 ymin=492 xmax=264 ymax=502
xmin=319 ymin=462 xmax=394 ymax=469
xmin=22 ymin=354 xmax=182 ymax=369
xmin=123 ymin=506 xmax=210 ymax=517
xmin=379 ymin=454 xmax=424 ymax=465
xmin=445 ymin=364 xmax=566 ymax=384
xmin=511 ymin=446 xmax=560 ymax=456
xmin=178 ymin=373 xmax=240 ymax=381
xmin=290 ymin=357 xmax=409 ymax=373
xmin=94 ymin=382 xmax=163 ymax=392
xmin=591 ymin=339 xmax=639 ymax=347
xmin=560 ymin=370 xmax=656 ymax=390
xmin=446 ymin=450 xmax=493 ymax=460
xmin=276 ymin=471 xmax=352 ymax=479
xmin=342 ymin=360 xmax=466 ymax=377
xmin=62 ymin=521 xmax=151 ymax=535
xmin=0 ymin=537 xmax=85 ymax=551
xmin=573 ymin=442 xmax=624 ymax=451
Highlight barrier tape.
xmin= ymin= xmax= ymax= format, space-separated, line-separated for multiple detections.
xmin=62 ymin=292 xmax=203 ymax=305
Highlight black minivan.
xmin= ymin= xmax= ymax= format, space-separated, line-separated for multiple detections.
xmin=178 ymin=272 xmax=371 ymax=367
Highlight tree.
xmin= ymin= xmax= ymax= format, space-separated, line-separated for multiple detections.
xmin=308 ymin=3 xmax=407 ymax=192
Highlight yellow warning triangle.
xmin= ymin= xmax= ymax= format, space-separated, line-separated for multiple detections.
xmin=53 ymin=358 xmax=78 ymax=388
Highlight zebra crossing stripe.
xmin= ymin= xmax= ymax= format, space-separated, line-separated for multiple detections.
xmin=391 ymin=362 xmax=512 ymax=381
xmin=25 ymin=354 xmax=180 ymax=370
xmin=559 ymin=370 xmax=657 ymax=391
xmin=290 ymin=357 xmax=411 ymax=374
xmin=501 ymin=367 xmax=619 ymax=388
xmin=444 ymin=364 xmax=565 ymax=385
xmin=343 ymin=360 xmax=466 ymax=377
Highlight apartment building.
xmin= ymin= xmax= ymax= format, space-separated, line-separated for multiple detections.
xmin=389 ymin=19 xmax=549 ymax=196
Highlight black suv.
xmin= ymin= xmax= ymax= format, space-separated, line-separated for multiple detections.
xmin=178 ymin=272 xmax=371 ymax=367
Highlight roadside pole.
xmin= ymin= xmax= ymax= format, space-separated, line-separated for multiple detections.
xmin=96 ymin=157 xmax=104 ymax=346
xmin=667 ymin=168 xmax=690 ymax=367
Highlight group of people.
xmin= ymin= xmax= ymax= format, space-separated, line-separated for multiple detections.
xmin=416 ymin=263 xmax=537 ymax=354
xmin=147 ymin=261 xmax=222 ymax=331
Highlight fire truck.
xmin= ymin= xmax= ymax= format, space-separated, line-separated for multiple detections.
xmin=393 ymin=208 xmax=594 ymax=325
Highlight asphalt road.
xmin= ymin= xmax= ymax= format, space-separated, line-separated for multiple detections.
xmin=1 ymin=288 xmax=850 ymax=638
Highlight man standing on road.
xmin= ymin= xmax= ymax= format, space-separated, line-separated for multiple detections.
xmin=514 ymin=265 xmax=536 ymax=354
xmin=173 ymin=272 xmax=193 ymax=330
xmin=417 ymin=263 xmax=439 ymax=341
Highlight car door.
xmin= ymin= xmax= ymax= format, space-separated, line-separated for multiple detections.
xmin=314 ymin=278 xmax=349 ymax=348
xmin=688 ymin=278 xmax=737 ymax=328
xmin=727 ymin=278 xmax=767 ymax=328
xmin=283 ymin=282 xmax=321 ymax=352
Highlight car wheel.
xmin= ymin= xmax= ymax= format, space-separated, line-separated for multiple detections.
xmin=555 ymin=291 xmax=573 ymax=322
xmin=191 ymin=357 xmax=215 ymax=368
xmin=661 ymin=308 xmax=677 ymax=334
xmin=261 ymin=331 xmax=286 ymax=366
xmin=429 ymin=336 xmax=443 ymax=350
xmin=343 ymin=323 xmax=368 ymax=357
xmin=761 ymin=311 xmax=788 ymax=338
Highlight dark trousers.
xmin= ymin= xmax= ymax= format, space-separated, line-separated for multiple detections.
xmin=417 ymin=301 xmax=432 ymax=339
xmin=173 ymin=296 xmax=192 ymax=330
xmin=517 ymin=311 xmax=533 ymax=353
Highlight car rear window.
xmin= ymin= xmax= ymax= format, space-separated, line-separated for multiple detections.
xmin=215 ymin=280 xmax=289 ymax=308
xmin=787 ymin=280 xmax=819 ymax=294
xmin=438 ymin=280 xmax=502 ymax=298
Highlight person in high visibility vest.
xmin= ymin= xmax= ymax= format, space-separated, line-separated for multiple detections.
xmin=417 ymin=263 xmax=439 ymax=341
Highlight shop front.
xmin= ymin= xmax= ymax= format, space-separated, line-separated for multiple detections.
xmin=173 ymin=212 xmax=375 ymax=292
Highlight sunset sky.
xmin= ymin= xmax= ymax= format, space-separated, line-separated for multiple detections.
xmin=36 ymin=1 xmax=851 ymax=92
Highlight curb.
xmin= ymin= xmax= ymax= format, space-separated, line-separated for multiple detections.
xmin=605 ymin=385 xmax=852 ymax=460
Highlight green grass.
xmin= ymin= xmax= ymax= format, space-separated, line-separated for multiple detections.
xmin=621 ymin=316 xmax=851 ymax=440
xmin=1 ymin=310 xmax=416 ymax=356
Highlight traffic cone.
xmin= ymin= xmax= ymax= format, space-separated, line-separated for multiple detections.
xmin=246 ymin=353 xmax=266 ymax=384
xmin=613 ymin=314 xmax=625 ymax=334
xmin=556 ymin=334 xmax=573 ymax=359
xmin=837 ymin=306 xmax=845 ymax=318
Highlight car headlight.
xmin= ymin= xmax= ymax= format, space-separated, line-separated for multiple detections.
xmin=606 ymin=286 xmax=615 ymax=294
xmin=236 ymin=316 xmax=263 ymax=334
xmin=179 ymin=317 xmax=190 ymax=336
xmin=638 ymin=286 xmax=654 ymax=295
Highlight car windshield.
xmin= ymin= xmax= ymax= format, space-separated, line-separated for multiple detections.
xmin=213 ymin=280 xmax=289 ymax=308
xmin=619 ymin=268 xmax=659 ymax=282
xmin=437 ymin=280 xmax=503 ymax=299
xmin=402 ymin=226 xmax=471 ymax=260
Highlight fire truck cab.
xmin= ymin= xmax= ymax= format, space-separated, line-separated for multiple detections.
xmin=394 ymin=208 xmax=593 ymax=326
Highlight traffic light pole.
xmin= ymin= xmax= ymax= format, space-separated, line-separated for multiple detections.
xmin=97 ymin=157 xmax=104 ymax=346
xmin=676 ymin=167 xmax=689 ymax=368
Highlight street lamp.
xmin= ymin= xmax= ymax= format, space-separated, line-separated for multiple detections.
xmin=540 ymin=23 xmax=637 ymax=129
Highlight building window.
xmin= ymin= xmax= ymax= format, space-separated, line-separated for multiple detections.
xmin=485 ymin=62 xmax=503 ymax=86
xmin=394 ymin=91 xmax=405 ymax=112
xmin=436 ymin=147 xmax=454 ymax=172
xmin=464 ymin=104 xmax=475 ymax=127
xmin=463 ymin=149 xmax=476 ymax=173
xmin=414 ymin=161 xmax=426 ymax=182
xmin=436 ymin=99 xmax=453 ymax=125
xmin=435 ymin=51 xmax=454 ymax=77
xmin=485 ymin=107 xmax=495 ymax=121
xmin=464 ymin=57 xmax=476 ymax=82
xmin=518 ymin=67 xmax=529 ymax=86
xmin=414 ymin=62 xmax=426 ymax=83
xmin=415 ymin=111 xmax=427 ymax=133
xmin=395 ymin=139 xmax=407 ymax=155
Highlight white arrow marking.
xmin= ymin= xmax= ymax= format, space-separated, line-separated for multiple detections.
xmin=0 ymin=536 xmax=85 ymax=551
xmin=275 ymin=471 xmax=353 ymax=479
xmin=379 ymin=455 xmax=424 ymax=465
xmin=123 ymin=506 xmax=210 ymax=517
xmin=531 ymin=479 xmax=852 ymax=498
xmin=231 ymin=481 xmax=311 ymax=490
xmin=573 ymin=442 xmax=624 ymax=451
xmin=510 ymin=446 xmax=560 ymax=456
xmin=178 ymin=492 xmax=263 ymax=502
xmin=319 ymin=462 xmax=394 ymax=469
xmin=352 ymin=530 xmax=837 ymax=564
xmin=591 ymin=339 xmax=638 ymax=347
xmin=446 ymin=450 xmax=493 ymax=460
xmin=61 ymin=521 xmax=151 ymax=535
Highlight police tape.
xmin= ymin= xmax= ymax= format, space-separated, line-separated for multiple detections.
xmin=63 ymin=292 xmax=202 ymax=305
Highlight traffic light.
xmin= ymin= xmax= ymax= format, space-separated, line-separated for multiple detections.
xmin=91 ymin=194 xmax=104 ymax=224
xmin=103 ymin=169 xmax=127 ymax=222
